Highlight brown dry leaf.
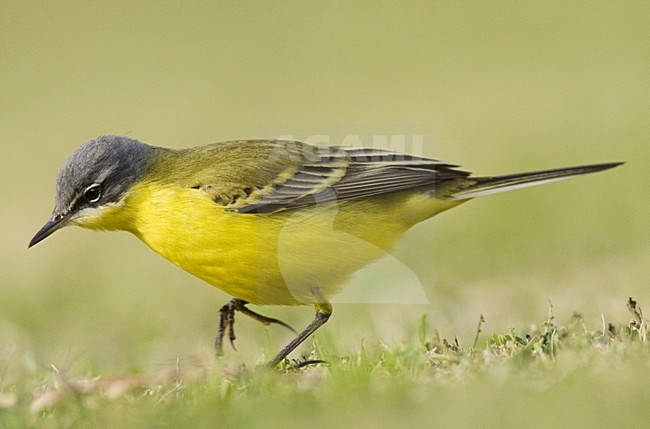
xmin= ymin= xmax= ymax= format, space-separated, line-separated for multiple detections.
xmin=0 ymin=391 xmax=17 ymax=409
xmin=30 ymin=388 xmax=63 ymax=415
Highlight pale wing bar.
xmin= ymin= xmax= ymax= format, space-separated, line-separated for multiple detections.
xmin=237 ymin=147 xmax=469 ymax=214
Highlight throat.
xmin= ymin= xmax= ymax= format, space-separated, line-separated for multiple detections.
xmin=72 ymin=200 xmax=138 ymax=232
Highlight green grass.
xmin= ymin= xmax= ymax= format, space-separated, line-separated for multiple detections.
xmin=2 ymin=298 xmax=648 ymax=429
xmin=1 ymin=2 xmax=648 ymax=428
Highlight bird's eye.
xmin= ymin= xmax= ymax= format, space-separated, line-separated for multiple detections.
xmin=84 ymin=184 xmax=102 ymax=203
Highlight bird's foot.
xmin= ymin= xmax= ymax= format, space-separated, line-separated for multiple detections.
xmin=214 ymin=298 xmax=297 ymax=356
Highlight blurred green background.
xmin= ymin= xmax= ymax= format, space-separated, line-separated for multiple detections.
xmin=1 ymin=0 xmax=647 ymax=397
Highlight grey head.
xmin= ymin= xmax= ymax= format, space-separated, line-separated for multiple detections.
xmin=29 ymin=135 xmax=156 ymax=247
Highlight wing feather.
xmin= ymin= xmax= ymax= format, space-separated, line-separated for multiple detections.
xmin=231 ymin=143 xmax=469 ymax=214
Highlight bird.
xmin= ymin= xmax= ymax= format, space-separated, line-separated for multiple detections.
xmin=29 ymin=135 xmax=622 ymax=367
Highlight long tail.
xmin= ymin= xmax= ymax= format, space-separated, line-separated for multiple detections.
xmin=449 ymin=162 xmax=623 ymax=200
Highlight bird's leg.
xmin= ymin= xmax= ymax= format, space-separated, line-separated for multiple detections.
xmin=268 ymin=288 xmax=332 ymax=368
xmin=236 ymin=304 xmax=298 ymax=334
xmin=215 ymin=299 xmax=238 ymax=355
xmin=214 ymin=298 xmax=297 ymax=356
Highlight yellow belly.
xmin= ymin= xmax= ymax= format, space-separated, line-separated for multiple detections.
xmin=75 ymin=182 xmax=465 ymax=306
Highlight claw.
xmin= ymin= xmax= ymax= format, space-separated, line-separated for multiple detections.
xmin=214 ymin=298 xmax=296 ymax=356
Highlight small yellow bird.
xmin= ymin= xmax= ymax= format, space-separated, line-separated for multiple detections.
xmin=29 ymin=136 xmax=621 ymax=366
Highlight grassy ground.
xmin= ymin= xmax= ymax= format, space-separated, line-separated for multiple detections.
xmin=2 ymin=2 xmax=648 ymax=428
xmin=2 ymin=299 xmax=648 ymax=428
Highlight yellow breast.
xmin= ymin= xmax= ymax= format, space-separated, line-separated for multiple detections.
xmin=73 ymin=181 xmax=464 ymax=306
